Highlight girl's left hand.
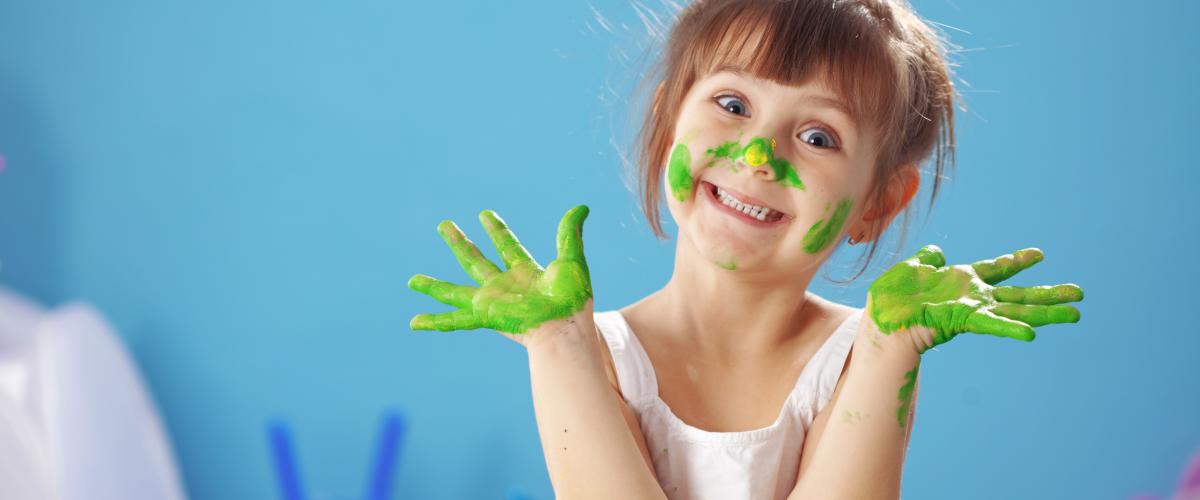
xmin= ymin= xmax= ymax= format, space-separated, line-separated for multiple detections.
xmin=407 ymin=205 xmax=593 ymax=344
xmin=867 ymin=245 xmax=1084 ymax=354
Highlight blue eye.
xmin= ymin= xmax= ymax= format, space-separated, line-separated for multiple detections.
xmin=714 ymin=95 xmax=750 ymax=117
xmin=798 ymin=127 xmax=839 ymax=149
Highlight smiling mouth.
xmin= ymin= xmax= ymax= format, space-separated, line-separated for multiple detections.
xmin=701 ymin=181 xmax=790 ymax=224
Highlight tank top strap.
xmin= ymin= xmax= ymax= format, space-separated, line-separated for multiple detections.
xmin=593 ymin=310 xmax=659 ymax=407
xmin=788 ymin=309 xmax=863 ymax=422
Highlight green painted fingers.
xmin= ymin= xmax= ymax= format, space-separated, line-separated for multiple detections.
xmin=408 ymin=206 xmax=593 ymax=334
xmin=868 ymin=245 xmax=1084 ymax=353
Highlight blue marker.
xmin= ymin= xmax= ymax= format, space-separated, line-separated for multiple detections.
xmin=366 ymin=411 xmax=406 ymax=500
xmin=267 ymin=419 xmax=306 ymax=500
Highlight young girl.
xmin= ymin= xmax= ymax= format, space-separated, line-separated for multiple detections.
xmin=407 ymin=0 xmax=1084 ymax=498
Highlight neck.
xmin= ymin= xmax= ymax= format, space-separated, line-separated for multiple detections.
xmin=652 ymin=235 xmax=825 ymax=358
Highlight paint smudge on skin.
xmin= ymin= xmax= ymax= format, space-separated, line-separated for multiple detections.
xmin=842 ymin=410 xmax=864 ymax=424
xmin=896 ymin=364 xmax=919 ymax=427
xmin=868 ymin=245 xmax=1084 ymax=351
xmin=704 ymin=136 xmax=805 ymax=190
xmin=667 ymin=143 xmax=693 ymax=202
xmin=802 ymin=197 xmax=854 ymax=254
xmin=716 ymin=259 xmax=737 ymax=270
xmin=408 ymin=206 xmax=593 ymax=334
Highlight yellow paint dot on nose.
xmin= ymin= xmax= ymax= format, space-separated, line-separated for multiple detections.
xmin=744 ymin=137 xmax=773 ymax=167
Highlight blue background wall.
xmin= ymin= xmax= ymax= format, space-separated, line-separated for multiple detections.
xmin=1 ymin=1 xmax=1196 ymax=498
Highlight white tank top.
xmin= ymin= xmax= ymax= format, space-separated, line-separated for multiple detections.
xmin=593 ymin=308 xmax=861 ymax=500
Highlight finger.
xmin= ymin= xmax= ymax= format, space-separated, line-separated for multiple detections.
xmin=556 ymin=205 xmax=590 ymax=262
xmin=963 ymin=310 xmax=1036 ymax=342
xmin=909 ymin=245 xmax=945 ymax=267
xmin=993 ymin=284 xmax=1084 ymax=305
xmin=992 ymin=303 xmax=1081 ymax=327
xmin=971 ymin=248 xmax=1043 ymax=285
xmin=479 ymin=210 xmax=537 ymax=270
xmin=437 ymin=220 xmax=502 ymax=284
xmin=408 ymin=274 xmax=476 ymax=308
xmin=410 ymin=309 xmax=479 ymax=331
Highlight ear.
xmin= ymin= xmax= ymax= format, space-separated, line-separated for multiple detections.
xmin=852 ymin=163 xmax=920 ymax=243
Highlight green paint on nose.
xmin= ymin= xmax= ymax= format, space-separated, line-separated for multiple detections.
xmin=667 ymin=143 xmax=694 ymax=202
xmin=743 ymin=137 xmax=774 ymax=167
xmin=802 ymin=197 xmax=854 ymax=253
xmin=716 ymin=259 xmax=737 ymax=270
xmin=703 ymin=136 xmax=805 ymax=190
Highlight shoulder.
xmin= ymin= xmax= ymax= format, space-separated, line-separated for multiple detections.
xmin=804 ymin=292 xmax=862 ymax=334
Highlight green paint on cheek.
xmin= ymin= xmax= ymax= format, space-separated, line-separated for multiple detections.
xmin=802 ymin=197 xmax=853 ymax=254
xmin=768 ymin=157 xmax=805 ymax=190
xmin=706 ymin=140 xmax=742 ymax=162
xmin=896 ymin=363 xmax=919 ymax=427
xmin=716 ymin=259 xmax=737 ymax=270
xmin=667 ymin=143 xmax=694 ymax=202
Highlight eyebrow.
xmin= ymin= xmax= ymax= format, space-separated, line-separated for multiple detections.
xmin=711 ymin=66 xmax=857 ymax=125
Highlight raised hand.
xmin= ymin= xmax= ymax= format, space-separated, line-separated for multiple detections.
xmin=868 ymin=245 xmax=1083 ymax=353
xmin=407 ymin=205 xmax=592 ymax=334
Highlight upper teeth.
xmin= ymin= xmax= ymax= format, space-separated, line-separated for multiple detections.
xmin=716 ymin=186 xmax=772 ymax=221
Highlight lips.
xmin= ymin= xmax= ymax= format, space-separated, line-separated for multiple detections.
xmin=700 ymin=181 xmax=792 ymax=227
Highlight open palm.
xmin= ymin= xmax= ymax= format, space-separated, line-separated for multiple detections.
xmin=869 ymin=245 xmax=1083 ymax=352
xmin=408 ymin=206 xmax=592 ymax=335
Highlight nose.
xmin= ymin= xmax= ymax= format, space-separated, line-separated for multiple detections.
xmin=739 ymin=136 xmax=778 ymax=181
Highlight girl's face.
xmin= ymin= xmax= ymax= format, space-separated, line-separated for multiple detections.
xmin=664 ymin=69 xmax=878 ymax=276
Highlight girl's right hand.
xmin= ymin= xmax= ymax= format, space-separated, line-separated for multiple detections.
xmin=866 ymin=245 xmax=1084 ymax=354
xmin=407 ymin=205 xmax=594 ymax=347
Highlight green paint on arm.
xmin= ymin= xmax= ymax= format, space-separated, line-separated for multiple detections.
xmin=716 ymin=259 xmax=737 ymax=270
xmin=408 ymin=206 xmax=594 ymax=334
xmin=802 ymin=197 xmax=853 ymax=253
xmin=896 ymin=364 xmax=919 ymax=427
xmin=667 ymin=143 xmax=694 ymax=202
xmin=868 ymin=245 xmax=1085 ymax=353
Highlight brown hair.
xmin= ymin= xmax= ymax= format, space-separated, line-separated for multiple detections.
xmin=633 ymin=0 xmax=959 ymax=275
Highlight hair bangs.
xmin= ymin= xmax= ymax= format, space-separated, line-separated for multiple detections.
xmin=683 ymin=0 xmax=903 ymax=140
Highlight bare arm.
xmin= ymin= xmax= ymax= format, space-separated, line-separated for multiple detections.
xmin=405 ymin=206 xmax=664 ymax=499
xmin=791 ymin=245 xmax=1081 ymax=498
xmin=788 ymin=316 xmax=923 ymax=499
xmin=526 ymin=305 xmax=666 ymax=500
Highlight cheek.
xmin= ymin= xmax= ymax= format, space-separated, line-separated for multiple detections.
xmin=665 ymin=143 xmax=695 ymax=203
xmin=800 ymin=196 xmax=855 ymax=254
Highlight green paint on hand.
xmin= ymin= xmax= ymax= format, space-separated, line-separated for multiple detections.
xmin=896 ymin=364 xmax=919 ymax=427
xmin=703 ymin=136 xmax=805 ymax=190
xmin=716 ymin=259 xmax=737 ymax=270
xmin=802 ymin=197 xmax=853 ymax=253
xmin=408 ymin=206 xmax=593 ymax=334
xmin=667 ymin=143 xmax=694 ymax=202
xmin=868 ymin=245 xmax=1084 ymax=353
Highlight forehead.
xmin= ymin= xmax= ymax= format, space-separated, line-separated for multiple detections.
xmin=686 ymin=3 xmax=896 ymax=135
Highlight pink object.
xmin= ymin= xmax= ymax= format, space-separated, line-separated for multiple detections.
xmin=1131 ymin=449 xmax=1200 ymax=500
xmin=0 ymin=154 xmax=6 ymax=173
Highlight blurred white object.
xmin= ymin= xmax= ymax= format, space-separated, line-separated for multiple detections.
xmin=0 ymin=286 xmax=186 ymax=500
